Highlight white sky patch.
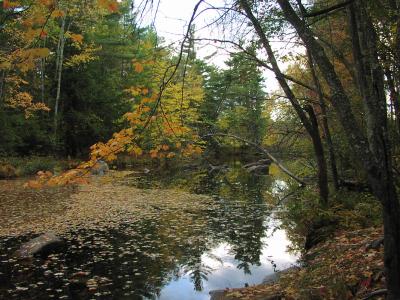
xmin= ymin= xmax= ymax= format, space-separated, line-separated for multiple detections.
xmin=137 ymin=0 xmax=304 ymax=94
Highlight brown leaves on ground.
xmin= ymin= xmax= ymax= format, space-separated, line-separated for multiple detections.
xmin=223 ymin=227 xmax=385 ymax=300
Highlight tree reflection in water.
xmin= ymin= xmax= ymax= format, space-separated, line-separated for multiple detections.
xmin=0 ymin=162 xmax=294 ymax=300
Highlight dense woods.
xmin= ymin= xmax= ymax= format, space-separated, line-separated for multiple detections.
xmin=1 ymin=0 xmax=400 ymax=299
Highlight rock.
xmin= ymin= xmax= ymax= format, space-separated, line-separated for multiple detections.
xmin=243 ymin=159 xmax=271 ymax=175
xmin=366 ymin=237 xmax=384 ymax=251
xmin=91 ymin=160 xmax=109 ymax=176
xmin=243 ymin=159 xmax=271 ymax=169
xmin=0 ymin=164 xmax=17 ymax=179
xmin=15 ymin=233 xmax=65 ymax=259
xmin=208 ymin=164 xmax=229 ymax=174
xmin=209 ymin=289 xmax=228 ymax=300
xmin=262 ymin=266 xmax=299 ymax=284
xmin=245 ymin=164 xmax=269 ymax=175
xmin=305 ymin=218 xmax=338 ymax=250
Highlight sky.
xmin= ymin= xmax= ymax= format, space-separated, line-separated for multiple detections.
xmin=137 ymin=0 xmax=230 ymax=67
xmin=136 ymin=0 xmax=293 ymax=93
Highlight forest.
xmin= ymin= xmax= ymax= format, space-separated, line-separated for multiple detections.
xmin=0 ymin=0 xmax=400 ymax=299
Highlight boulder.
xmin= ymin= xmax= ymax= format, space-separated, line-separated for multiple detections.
xmin=366 ymin=237 xmax=384 ymax=251
xmin=91 ymin=160 xmax=109 ymax=176
xmin=304 ymin=218 xmax=338 ymax=250
xmin=262 ymin=266 xmax=299 ymax=284
xmin=209 ymin=289 xmax=227 ymax=300
xmin=245 ymin=164 xmax=270 ymax=175
xmin=208 ymin=164 xmax=229 ymax=174
xmin=15 ymin=233 xmax=65 ymax=259
xmin=243 ymin=159 xmax=271 ymax=175
xmin=243 ymin=159 xmax=271 ymax=169
xmin=0 ymin=164 xmax=17 ymax=179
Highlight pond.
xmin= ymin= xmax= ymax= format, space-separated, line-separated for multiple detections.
xmin=0 ymin=161 xmax=298 ymax=300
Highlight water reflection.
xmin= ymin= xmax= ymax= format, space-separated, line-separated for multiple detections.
xmin=0 ymin=162 xmax=297 ymax=299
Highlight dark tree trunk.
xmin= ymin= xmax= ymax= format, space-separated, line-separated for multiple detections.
xmin=305 ymin=105 xmax=330 ymax=203
xmin=276 ymin=0 xmax=400 ymax=297
xmin=306 ymin=50 xmax=340 ymax=191
xmin=0 ymin=70 xmax=5 ymax=104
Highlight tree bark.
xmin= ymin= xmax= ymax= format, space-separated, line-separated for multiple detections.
xmin=305 ymin=105 xmax=330 ymax=202
xmin=54 ymin=16 xmax=67 ymax=144
xmin=240 ymin=0 xmax=329 ymax=205
xmin=276 ymin=0 xmax=400 ymax=297
xmin=204 ymin=133 xmax=307 ymax=186
xmin=306 ymin=48 xmax=340 ymax=191
xmin=0 ymin=70 xmax=5 ymax=104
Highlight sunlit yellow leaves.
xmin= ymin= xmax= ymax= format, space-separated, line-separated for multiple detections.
xmin=65 ymin=45 xmax=100 ymax=68
xmin=128 ymin=145 xmax=143 ymax=157
xmin=35 ymin=48 xmax=51 ymax=57
xmin=0 ymin=61 xmax=12 ymax=70
xmin=25 ymin=28 xmax=44 ymax=41
xmin=143 ymin=40 xmax=154 ymax=50
xmin=51 ymin=9 xmax=65 ymax=18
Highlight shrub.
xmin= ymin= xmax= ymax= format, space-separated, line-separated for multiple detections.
xmin=0 ymin=157 xmax=70 ymax=177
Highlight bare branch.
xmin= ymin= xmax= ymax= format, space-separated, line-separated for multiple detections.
xmin=203 ymin=133 xmax=307 ymax=186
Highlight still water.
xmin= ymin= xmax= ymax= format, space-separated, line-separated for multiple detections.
xmin=0 ymin=162 xmax=297 ymax=299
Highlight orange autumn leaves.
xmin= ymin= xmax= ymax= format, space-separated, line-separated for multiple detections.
xmin=25 ymin=81 xmax=203 ymax=188
xmin=3 ymin=0 xmax=119 ymax=12
xmin=97 ymin=0 xmax=119 ymax=12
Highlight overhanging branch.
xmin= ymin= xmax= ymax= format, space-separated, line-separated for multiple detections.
xmin=203 ymin=133 xmax=307 ymax=186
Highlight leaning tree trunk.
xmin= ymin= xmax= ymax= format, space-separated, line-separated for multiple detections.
xmin=305 ymin=105 xmax=330 ymax=202
xmin=276 ymin=0 xmax=400 ymax=297
xmin=240 ymin=0 xmax=329 ymax=205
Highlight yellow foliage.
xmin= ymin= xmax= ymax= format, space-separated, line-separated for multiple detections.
xmin=65 ymin=44 xmax=100 ymax=68
xmin=51 ymin=9 xmax=65 ymax=18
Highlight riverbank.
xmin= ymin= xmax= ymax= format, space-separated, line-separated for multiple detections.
xmin=211 ymin=226 xmax=385 ymax=300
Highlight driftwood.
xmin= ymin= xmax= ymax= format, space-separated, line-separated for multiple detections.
xmin=203 ymin=133 xmax=306 ymax=186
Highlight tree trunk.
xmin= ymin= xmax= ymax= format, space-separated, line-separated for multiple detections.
xmin=0 ymin=70 xmax=5 ymax=104
xmin=54 ymin=16 xmax=67 ymax=144
xmin=305 ymin=105 xmax=330 ymax=203
xmin=240 ymin=0 xmax=329 ymax=205
xmin=306 ymin=50 xmax=340 ymax=191
xmin=276 ymin=0 xmax=400 ymax=297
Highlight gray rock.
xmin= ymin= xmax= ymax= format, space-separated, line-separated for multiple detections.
xmin=208 ymin=164 xmax=229 ymax=174
xmin=91 ymin=160 xmax=109 ymax=176
xmin=245 ymin=164 xmax=270 ymax=174
xmin=366 ymin=237 xmax=384 ymax=250
xmin=262 ymin=266 xmax=299 ymax=285
xmin=15 ymin=233 xmax=65 ymax=259
xmin=243 ymin=159 xmax=271 ymax=169
xmin=209 ymin=289 xmax=228 ymax=300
